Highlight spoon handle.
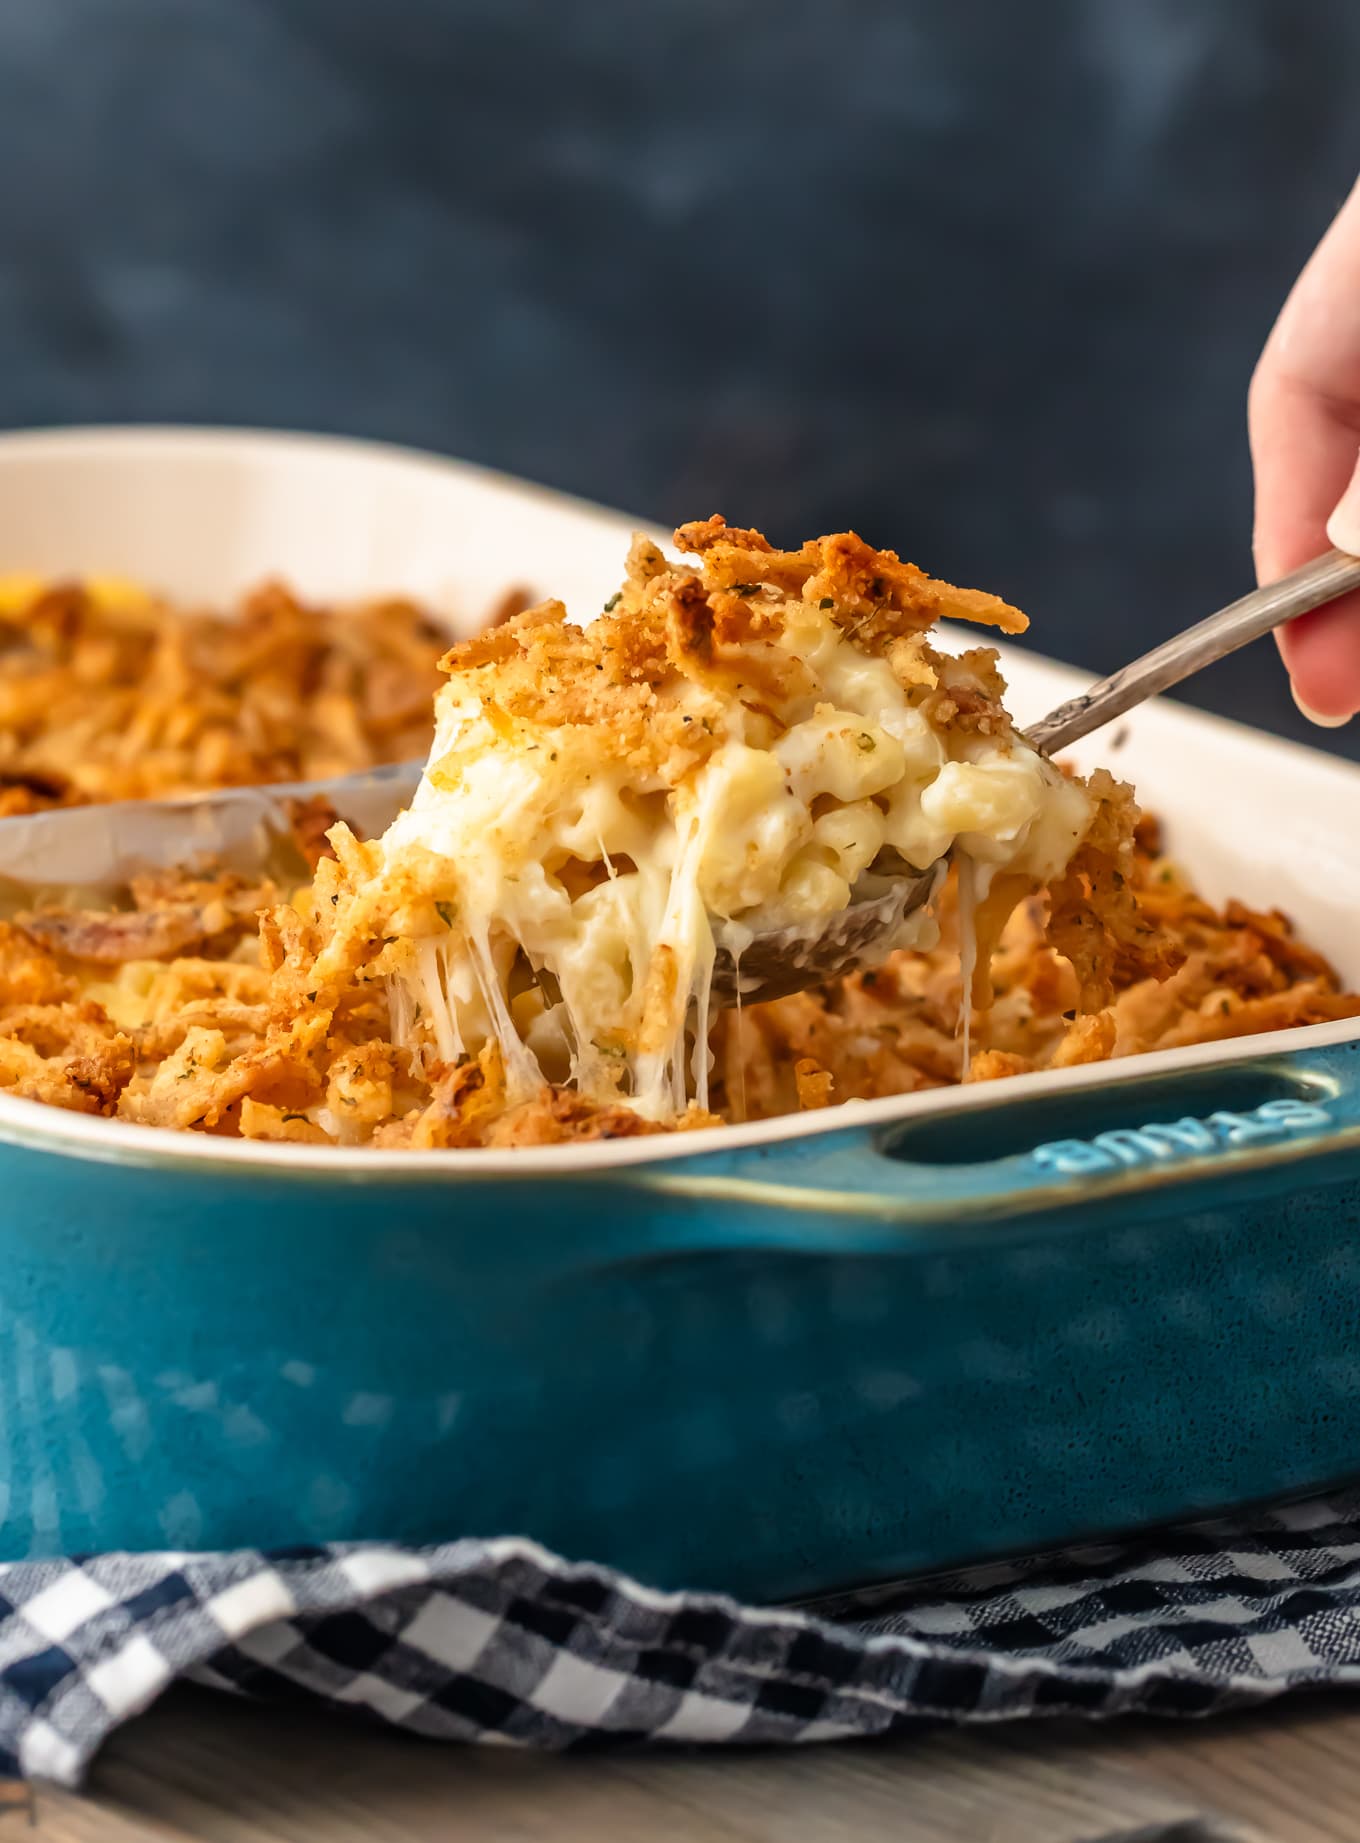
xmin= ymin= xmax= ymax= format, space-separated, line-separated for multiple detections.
xmin=1025 ymin=547 xmax=1360 ymax=756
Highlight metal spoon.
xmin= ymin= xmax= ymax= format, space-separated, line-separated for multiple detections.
xmin=0 ymin=761 xmax=422 ymax=891
xmin=712 ymin=546 xmax=1360 ymax=1005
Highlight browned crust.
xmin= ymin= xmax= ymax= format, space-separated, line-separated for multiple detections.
xmin=0 ymin=578 xmax=453 ymax=812
xmin=674 ymin=516 xmax=1028 ymax=635
xmin=0 ymin=530 xmax=1341 ymax=1147
xmin=430 ymin=520 xmax=1028 ymax=790
xmin=0 ymin=809 xmax=1350 ymax=1142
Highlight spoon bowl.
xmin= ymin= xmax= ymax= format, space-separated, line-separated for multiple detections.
xmin=710 ymin=860 xmax=947 ymax=1007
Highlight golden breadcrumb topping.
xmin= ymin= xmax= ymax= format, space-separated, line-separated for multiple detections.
xmin=0 ymin=574 xmax=498 ymax=813
xmin=0 ymin=808 xmax=1350 ymax=1144
xmin=0 ymin=529 xmax=1348 ymax=1149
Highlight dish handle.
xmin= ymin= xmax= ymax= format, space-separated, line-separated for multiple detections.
xmin=648 ymin=1039 xmax=1360 ymax=1235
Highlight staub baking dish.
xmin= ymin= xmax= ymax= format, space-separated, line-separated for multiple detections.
xmin=0 ymin=427 xmax=1356 ymax=1605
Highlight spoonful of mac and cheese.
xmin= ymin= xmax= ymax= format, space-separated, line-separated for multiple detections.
xmin=300 ymin=517 xmax=1156 ymax=1126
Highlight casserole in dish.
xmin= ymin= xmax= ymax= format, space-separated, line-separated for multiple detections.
xmin=0 ymin=427 xmax=1355 ymax=1602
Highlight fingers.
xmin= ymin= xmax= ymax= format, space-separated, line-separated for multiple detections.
xmin=1276 ymin=602 xmax=1360 ymax=722
xmin=1250 ymin=176 xmax=1360 ymax=723
xmin=1251 ymin=375 xmax=1360 ymax=720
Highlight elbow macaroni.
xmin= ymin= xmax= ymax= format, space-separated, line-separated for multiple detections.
xmin=347 ymin=526 xmax=1098 ymax=1126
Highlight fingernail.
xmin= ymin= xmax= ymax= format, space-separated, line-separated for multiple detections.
xmin=1292 ymin=682 xmax=1352 ymax=728
xmin=1326 ymin=467 xmax=1360 ymax=555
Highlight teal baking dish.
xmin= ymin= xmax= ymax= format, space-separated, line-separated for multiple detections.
xmin=0 ymin=426 xmax=1355 ymax=1603
xmin=0 ymin=1029 xmax=1357 ymax=1601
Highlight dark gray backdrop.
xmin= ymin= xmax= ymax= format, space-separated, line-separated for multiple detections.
xmin=1 ymin=0 xmax=1357 ymax=752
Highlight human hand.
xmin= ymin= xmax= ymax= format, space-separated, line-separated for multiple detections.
xmin=1250 ymin=174 xmax=1360 ymax=726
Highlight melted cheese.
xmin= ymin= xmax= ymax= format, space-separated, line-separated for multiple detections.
xmin=367 ymin=584 xmax=1094 ymax=1122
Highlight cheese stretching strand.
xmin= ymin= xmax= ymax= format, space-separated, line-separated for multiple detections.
xmin=300 ymin=518 xmax=1113 ymax=1128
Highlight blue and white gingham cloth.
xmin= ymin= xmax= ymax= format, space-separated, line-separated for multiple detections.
xmin=5 ymin=1492 xmax=1360 ymax=1785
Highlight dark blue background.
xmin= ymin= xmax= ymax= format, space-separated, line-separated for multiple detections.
xmin=1 ymin=0 xmax=1357 ymax=751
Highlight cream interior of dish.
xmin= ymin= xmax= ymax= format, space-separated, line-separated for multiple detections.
xmin=372 ymin=596 xmax=1092 ymax=1122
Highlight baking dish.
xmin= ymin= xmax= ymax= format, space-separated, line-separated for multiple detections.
xmin=0 ymin=426 xmax=1355 ymax=1604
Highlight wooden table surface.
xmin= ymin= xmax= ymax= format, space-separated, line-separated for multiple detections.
xmin=15 ymin=1682 xmax=1360 ymax=1842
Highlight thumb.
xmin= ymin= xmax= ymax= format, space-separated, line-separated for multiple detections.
xmin=1280 ymin=453 xmax=1360 ymax=728
xmin=1327 ymin=451 xmax=1360 ymax=556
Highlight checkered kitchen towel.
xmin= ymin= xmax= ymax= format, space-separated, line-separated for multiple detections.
xmin=6 ymin=1491 xmax=1360 ymax=1786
